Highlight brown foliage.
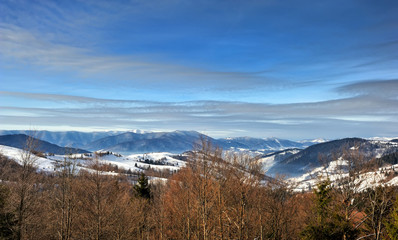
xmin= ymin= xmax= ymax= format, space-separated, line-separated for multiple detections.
xmin=1 ymin=138 xmax=397 ymax=239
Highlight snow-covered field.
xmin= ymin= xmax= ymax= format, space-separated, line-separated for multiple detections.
xmin=0 ymin=145 xmax=186 ymax=175
xmin=102 ymin=152 xmax=186 ymax=172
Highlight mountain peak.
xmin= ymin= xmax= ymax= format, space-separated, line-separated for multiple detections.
xmin=129 ymin=129 xmax=151 ymax=134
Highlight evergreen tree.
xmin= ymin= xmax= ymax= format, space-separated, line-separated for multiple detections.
xmin=301 ymin=180 xmax=337 ymax=240
xmin=134 ymin=173 xmax=151 ymax=199
xmin=386 ymin=194 xmax=398 ymax=240
xmin=301 ymin=180 xmax=358 ymax=240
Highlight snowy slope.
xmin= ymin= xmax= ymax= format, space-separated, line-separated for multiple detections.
xmin=289 ymin=159 xmax=398 ymax=192
xmin=0 ymin=145 xmax=185 ymax=175
xmin=268 ymin=138 xmax=398 ymax=177
xmin=0 ymin=145 xmax=55 ymax=171
xmin=97 ymin=152 xmax=186 ymax=172
xmin=257 ymin=149 xmax=301 ymax=173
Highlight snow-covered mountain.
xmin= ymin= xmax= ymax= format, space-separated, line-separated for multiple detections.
xmin=217 ymin=137 xmax=306 ymax=151
xmin=1 ymin=134 xmax=398 ymax=191
xmin=299 ymin=138 xmax=328 ymax=148
xmin=367 ymin=137 xmax=398 ymax=141
xmin=1 ymin=131 xmax=397 ymax=175
xmin=266 ymin=138 xmax=398 ymax=177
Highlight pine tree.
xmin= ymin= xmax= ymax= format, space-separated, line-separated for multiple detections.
xmin=301 ymin=180 xmax=337 ymax=240
xmin=134 ymin=173 xmax=151 ymax=199
xmin=301 ymin=180 xmax=358 ymax=240
xmin=386 ymin=195 xmax=398 ymax=240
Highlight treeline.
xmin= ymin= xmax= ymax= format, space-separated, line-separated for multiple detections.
xmin=1 ymin=140 xmax=398 ymax=239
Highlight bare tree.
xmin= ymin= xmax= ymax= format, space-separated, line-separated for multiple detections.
xmin=53 ymin=152 xmax=78 ymax=240
xmin=362 ymin=185 xmax=394 ymax=239
xmin=260 ymin=177 xmax=298 ymax=240
xmin=11 ymin=134 xmax=40 ymax=240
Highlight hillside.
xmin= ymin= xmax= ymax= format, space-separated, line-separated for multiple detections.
xmin=0 ymin=134 xmax=90 ymax=154
xmin=267 ymin=138 xmax=398 ymax=177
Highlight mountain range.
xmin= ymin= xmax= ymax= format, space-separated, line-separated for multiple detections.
xmin=0 ymin=130 xmax=313 ymax=154
xmin=84 ymin=131 xmax=206 ymax=153
xmin=0 ymin=130 xmax=122 ymax=148
xmin=0 ymin=130 xmax=397 ymax=180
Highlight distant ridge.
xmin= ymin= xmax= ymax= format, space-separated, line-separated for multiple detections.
xmin=84 ymin=131 xmax=309 ymax=153
xmin=0 ymin=130 xmax=315 ymax=154
xmin=0 ymin=134 xmax=90 ymax=154
xmin=217 ymin=137 xmax=305 ymax=150
xmin=0 ymin=130 xmax=122 ymax=148
xmin=84 ymin=130 xmax=211 ymax=153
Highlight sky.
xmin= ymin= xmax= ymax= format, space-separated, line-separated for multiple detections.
xmin=0 ymin=0 xmax=398 ymax=140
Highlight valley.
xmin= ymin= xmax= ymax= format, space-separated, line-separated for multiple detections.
xmin=1 ymin=130 xmax=397 ymax=190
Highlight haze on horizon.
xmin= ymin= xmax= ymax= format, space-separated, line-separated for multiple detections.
xmin=1 ymin=0 xmax=398 ymax=139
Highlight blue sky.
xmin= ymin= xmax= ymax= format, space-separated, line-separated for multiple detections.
xmin=1 ymin=0 xmax=398 ymax=139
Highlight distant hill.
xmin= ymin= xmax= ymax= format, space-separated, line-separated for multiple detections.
xmin=267 ymin=138 xmax=398 ymax=177
xmin=217 ymin=137 xmax=306 ymax=150
xmin=0 ymin=130 xmax=122 ymax=148
xmin=84 ymin=130 xmax=211 ymax=153
xmin=0 ymin=134 xmax=90 ymax=154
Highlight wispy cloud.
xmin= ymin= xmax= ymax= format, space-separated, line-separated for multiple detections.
xmin=1 ymin=90 xmax=397 ymax=139
xmin=0 ymin=23 xmax=285 ymax=93
xmin=337 ymin=79 xmax=398 ymax=98
xmin=0 ymin=91 xmax=155 ymax=104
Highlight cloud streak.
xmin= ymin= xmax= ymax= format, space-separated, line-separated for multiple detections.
xmin=338 ymin=79 xmax=398 ymax=98
xmin=0 ymin=24 xmax=285 ymax=93
xmin=1 ymin=89 xmax=397 ymax=139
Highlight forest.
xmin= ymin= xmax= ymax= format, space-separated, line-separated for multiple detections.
xmin=0 ymin=139 xmax=398 ymax=240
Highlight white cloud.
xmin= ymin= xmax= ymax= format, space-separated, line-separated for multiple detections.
xmin=1 ymin=91 xmax=397 ymax=139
